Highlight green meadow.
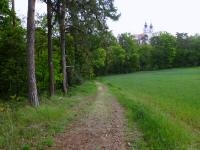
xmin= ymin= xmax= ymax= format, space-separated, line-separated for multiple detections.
xmin=102 ymin=67 xmax=200 ymax=149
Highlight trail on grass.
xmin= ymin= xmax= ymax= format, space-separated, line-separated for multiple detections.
xmin=49 ymin=82 xmax=133 ymax=150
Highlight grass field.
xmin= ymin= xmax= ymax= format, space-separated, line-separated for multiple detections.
xmin=102 ymin=67 xmax=200 ymax=149
xmin=0 ymin=81 xmax=97 ymax=150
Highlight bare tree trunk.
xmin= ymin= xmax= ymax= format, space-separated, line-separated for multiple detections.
xmin=27 ymin=0 xmax=39 ymax=107
xmin=47 ymin=0 xmax=55 ymax=96
xmin=59 ymin=0 xmax=68 ymax=94
xmin=11 ymin=0 xmax=15 ymax=26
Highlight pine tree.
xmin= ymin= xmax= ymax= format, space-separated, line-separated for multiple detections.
xmin=47 ymin=0 xmax=55 ymax=96
xmin=27 ymin=0 xmax=39 ymax=106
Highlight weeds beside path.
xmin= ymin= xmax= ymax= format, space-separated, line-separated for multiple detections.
xmin=0 ymin=81 xmax=97 ymax=150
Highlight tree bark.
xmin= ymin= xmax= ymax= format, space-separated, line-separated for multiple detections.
xmin=11 ymin=0 xmax=15 ymax=26
xmin=47 ymin=0 xmax=55 ymax=96
xmin=27 ymin=0 xmax=39 ymax=107
xmin=59 ymin=0 xmax=68 ymax=94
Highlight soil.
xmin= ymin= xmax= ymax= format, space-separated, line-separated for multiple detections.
xmin=48 ymin=82 xmax=133 ymax=150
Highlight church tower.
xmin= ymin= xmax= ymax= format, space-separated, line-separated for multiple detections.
xmin=135 ymin=22 xmax=155 ymax=44
xmin=149 ymin=23 xmax=153 ymax=33
xmin=144 ymin=22 xmax=148 ymax=33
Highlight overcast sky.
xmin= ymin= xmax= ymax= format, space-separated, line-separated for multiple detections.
xmin=16 ymin=0 xmax=200 ymax=36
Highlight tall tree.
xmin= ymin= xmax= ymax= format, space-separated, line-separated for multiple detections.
xmin=11 ymin=0 xmax=15 ymax=26
xmin=47 ymin=0 xmax=55 ymax=96
xmin=59 ymin=0 xmax=68 ymax=94
xmin=27 ymin=0 xmax=39 ymax=106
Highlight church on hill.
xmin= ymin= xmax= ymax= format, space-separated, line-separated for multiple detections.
xmin=134 ymin=22 xmax=158 ymax=44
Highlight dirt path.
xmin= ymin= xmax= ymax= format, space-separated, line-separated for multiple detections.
xmin=49 ymin=82 xmax=130 ymax=150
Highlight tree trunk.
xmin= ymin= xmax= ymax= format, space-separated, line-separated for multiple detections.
xmin=11 ymin=0 xmax=15 ymax=26
xmin=27 ymin=0 xmax=39 ymax=107
xmin=47 ymin=0 xmax=55 ymax=96
xmin=60 ymin=0 xmax=68 ymax=94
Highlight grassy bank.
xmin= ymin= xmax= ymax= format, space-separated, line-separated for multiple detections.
xmin=102 ymin=67 xmax=200 ymax=149
xmin=0 ymin=81 xmax=97 ymax=150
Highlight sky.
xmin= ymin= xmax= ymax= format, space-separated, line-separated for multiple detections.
xmin=15 ymin=0 xmax=46 ymax=22
xmin=16 ymin=0 xmax=200 ymax=36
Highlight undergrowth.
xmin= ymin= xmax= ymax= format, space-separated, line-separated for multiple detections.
xmin=0 ymin=81 xmax=97 ymax=150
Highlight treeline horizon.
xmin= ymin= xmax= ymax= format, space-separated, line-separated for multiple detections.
xmin=1 ymin=0 xmax=200 ymax=106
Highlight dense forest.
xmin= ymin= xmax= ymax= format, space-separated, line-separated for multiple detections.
xmin=1 ymin=0 xmax=200 ymax=106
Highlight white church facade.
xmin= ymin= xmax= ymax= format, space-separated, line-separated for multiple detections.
xmin=134 ymin=22 xmax=159 ymax=44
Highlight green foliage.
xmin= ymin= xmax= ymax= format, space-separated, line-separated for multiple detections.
xmin=93 ymin=48 xmax=106 ymax=68
xmin=21 ymin=144 xmax=31 ymax=150
xmin=106 ymin=45 xmax=126 ymax=73
xmin=36 ymin=137 xmax=54 ymax=149
xmin=0 ymin=25 xmax=27 ymax=98
xmin=0 ymin=0 xmax=9 ymax=13
xmin=35 ymin=16 xmax=63 ymax=92
xmin=138 ymin=44 xmax=153 ymax=70
xmin=36 ymin=50 xmax=49 ymax=91
xmin=35 ymin=26 xmax=48 ymax=92
xmin=0 ymin=0 xmax=10 ymax=26
xmin=118 ymin=33 xmax=140 ymax=72
xmin=151 ymin=32 xmax=177 ymax=68
xmin=66 ymin=34 xmax=75 ymax=66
